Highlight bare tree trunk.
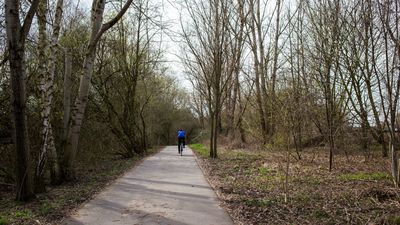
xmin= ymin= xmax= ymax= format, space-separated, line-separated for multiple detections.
xmin=62 ymin=0 xmax=133 ymax=181
xmin=377 ymin=0 xmax=400 ymax=186
xmin=270 ymin=0 xmax=281 ymax=94
xmin=62 ymin=42 xmax=99 ymax=180
xmin=62 ymin=51 xmax=72 ymax=149
xmin=248 ymin=0 xmax=268 ymax=144
xmin=390 ymin=139 xmax=399 ymax=187
xmin=236 ymin=73 xmax=246 ymax=143
xmin=209 ymin=102 xmax=215 ymax=158
xmin=46 ymin=0 xmax=63 ymax=185
xmin=35 ymin=0 xmax=49 ymax=193
xmin=35 ymin=0 xmax=64 ymax=191
xmin=5 ymin=0 xmax=40 ymax=201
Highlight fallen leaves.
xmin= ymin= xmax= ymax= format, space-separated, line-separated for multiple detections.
xmin=193 ymin=146 xmax=400 ymax=225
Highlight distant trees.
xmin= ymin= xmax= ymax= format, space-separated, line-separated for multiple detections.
xmin=182 ymin=0 xmax=400 ymax=186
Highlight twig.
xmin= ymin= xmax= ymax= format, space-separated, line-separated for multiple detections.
xmin=0 ymin=182 xmax=14 ymax=186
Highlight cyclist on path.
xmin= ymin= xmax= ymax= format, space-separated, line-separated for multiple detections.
xmin=177 ymin=128 xmax=186 ymax=153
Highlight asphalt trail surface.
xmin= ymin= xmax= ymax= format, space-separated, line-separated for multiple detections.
xmin=64 ymin=146 xmax=233 ymax=225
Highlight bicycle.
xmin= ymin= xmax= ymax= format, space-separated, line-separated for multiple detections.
xmin=178 ymin=142 xmax=183 ymax=156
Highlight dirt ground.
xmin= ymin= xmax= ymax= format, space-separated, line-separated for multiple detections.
xmin=192 ymin=145 xmax=400 ymax=225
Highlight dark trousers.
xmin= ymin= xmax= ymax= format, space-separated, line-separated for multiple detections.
xmin=178 ymin=138 xmax=185 ymax=151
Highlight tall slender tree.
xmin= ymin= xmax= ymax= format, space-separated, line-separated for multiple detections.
xmin=61 ymin=0 xmax=133 ymax=181
xmin=5 ymin=0 xmax=41 ymax=201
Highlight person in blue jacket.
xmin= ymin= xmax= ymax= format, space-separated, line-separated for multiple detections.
xmin=177 ymin=128 xmax=186 ymax=153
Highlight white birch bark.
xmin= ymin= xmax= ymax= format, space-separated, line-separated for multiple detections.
xmin=36 ymin=0 xmax=64 ymax=186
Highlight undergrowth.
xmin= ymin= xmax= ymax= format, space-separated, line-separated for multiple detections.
xmin=0 ymin=147 xmax=161 ymax=225
xmin=194 ymin=147 xmax=400 ymax=225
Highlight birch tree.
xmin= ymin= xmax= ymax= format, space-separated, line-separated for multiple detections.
xmin=35 ymin=0 xmax=64 ymax=192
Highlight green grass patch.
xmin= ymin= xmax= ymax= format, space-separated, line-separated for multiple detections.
xmin=38 ymin=202 xmax=56 ymax=216
xmin=339 ymin=172 xmax=390 ymax=181
xmin=385 ymin=215 xmax=400 ymax=225
xmin=190 ymin=143 xmax=209 ymax=157
xmin=13 ymin=209 xmax=32 ymax=219
xmin=313 ymin=209 xmax=330 ymax=219
xmin=0 ymin=215 xmax=9 ymax=225
xmin=258 ymin=166 xmax=275 ymax=176
xmin=244 ymin=198 xmax=273 ymax=207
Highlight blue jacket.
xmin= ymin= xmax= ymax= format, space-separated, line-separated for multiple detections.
xmin=177 ymin=130 xmax=186 ymax=138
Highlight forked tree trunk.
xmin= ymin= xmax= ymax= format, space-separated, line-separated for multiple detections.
xmin=5 ymin=0 xmax=40 ymax=201
xmin=61 ymin=0 xmax=133 ymax=181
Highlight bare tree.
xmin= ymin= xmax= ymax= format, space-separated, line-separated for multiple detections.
xmin=377 ymin=0 xmax=400 ymax=186
xmin=247 ymin=0 xmax=268 ymax=144
xmin=92 ymin=0 xmax=163 ymax=157
xmin=61 ymin=0 xmax=133 ymax=181
xmin=181 ymin=0 xmax=233 ymax=158
xmin=5 ymin=0 xmax=40 ymax=201
xmin=306 ymin=0 xmax=348 ymax=171
xmin=225 ymin=0 xmax=247 ymax=140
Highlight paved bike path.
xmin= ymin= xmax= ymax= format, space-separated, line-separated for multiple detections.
xmin=64 ymin=146 xmax=233 ymax=225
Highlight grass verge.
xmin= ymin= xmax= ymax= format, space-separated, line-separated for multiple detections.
xmin=190 ymin=143 xmax=209 ymax=157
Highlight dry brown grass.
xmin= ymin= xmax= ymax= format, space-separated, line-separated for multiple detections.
xmin=192 ymin=145 xmax=400 ymax=225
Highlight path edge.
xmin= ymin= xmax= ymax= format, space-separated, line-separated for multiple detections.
xmin=190 ymin=147 xmax=237 ymax=225
xmin=60 ymin=146 xmax=166 ymax=223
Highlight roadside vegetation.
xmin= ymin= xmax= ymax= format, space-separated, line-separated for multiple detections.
xmin=0 ymin=148 xmax=160 ymax=225
xmin=0 ymin=0 xmax=199 ymax=224
xmin=192 ymin=143 xmax=400 ymax=224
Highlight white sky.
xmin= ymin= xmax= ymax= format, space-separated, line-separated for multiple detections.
xmin=79 ymin=0 xmax=191 ymax=90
